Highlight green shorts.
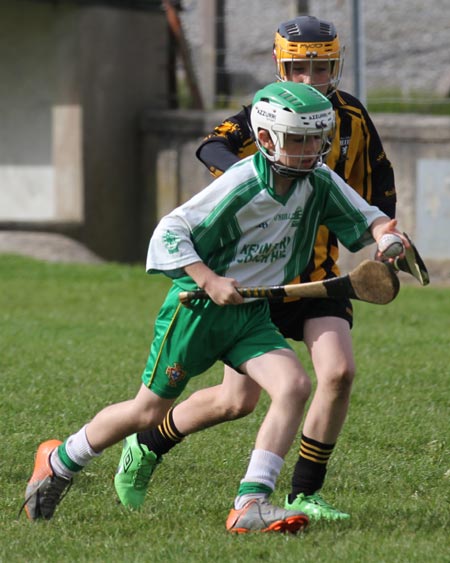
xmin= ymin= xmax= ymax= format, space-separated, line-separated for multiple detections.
xmin=142 ymin=285 xmax=291 ymax=399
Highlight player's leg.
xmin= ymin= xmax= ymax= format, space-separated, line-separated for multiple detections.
xmin=244 ymin=349 xmax=311 ymax=456
xmin=23 ymin=287 xmax=198 ymax=520
xmin=285 ymin=315 xmax=354 ymax=519
xmin=22 ymin=384 xmax=175 ymax=520
xmin=303 ymin=317 xmax=354 ymax=443
xmin=227 ymin=348 xmax=311 ymax=533
xmin=115 ymin=368 xmax=261 ymax=508
xmin=172 ymin=367 xmax=261 ymax=433
xmin=136 ymin=366 xmax=260 ymax=454
xmin=86 ymin=384 xmax=175 ymax=450
xmin=115 ymin=298 xmax=267 ymax=509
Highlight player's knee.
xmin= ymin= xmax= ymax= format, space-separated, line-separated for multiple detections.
xmin=213 ymin=394 xmax=257 ymax=420
xmin=279 ymin=374 xmax=311 ymax=405
xmin=131 ymin=403 xmax=168 ymax=431
xmin=322 ymin=361 xmax=355 ymax=395
xmin=135 ymin=412 xmax=163 ymax=431
xmin=214 ymin=382 xmax=261 ymax=420
xmin=295 ymin=374 xmax=312 ymax=402
xmin=223 ymin=395 xmax=258 ymax=419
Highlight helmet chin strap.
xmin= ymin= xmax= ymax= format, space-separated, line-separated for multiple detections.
xmin=271 ymin=165 xmax=311 ymax=178
xmin=270 ymin=158 xmax=320 ymax=178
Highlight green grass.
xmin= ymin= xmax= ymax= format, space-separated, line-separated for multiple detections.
xmin=0 ymin=255 xmax=449 ymax=563
xmin=367 ymin=89 xmax=450 ymax=115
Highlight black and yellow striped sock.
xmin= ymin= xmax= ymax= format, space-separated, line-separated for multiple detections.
xmin=138 ymin=408 xmax=185 ymax=458
xmin=288 ymin=434 xmax=335 ymax=502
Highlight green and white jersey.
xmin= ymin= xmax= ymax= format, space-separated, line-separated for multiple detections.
xmin=147 ymin=152 xmax=386 ymax=291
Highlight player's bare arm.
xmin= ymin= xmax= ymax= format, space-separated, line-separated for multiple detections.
xmin=184 ymin=261 xmax=243 ymax=305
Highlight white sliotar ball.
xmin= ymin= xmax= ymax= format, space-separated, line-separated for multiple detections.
xmin=378 ymin=233 xmax=404 ymax=258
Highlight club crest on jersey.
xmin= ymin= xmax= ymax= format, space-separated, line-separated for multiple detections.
xmin=166 ymin=362 xmax=186 ymax=387
xmin=340 ymin=136 xmax=350 ymax=157
xmin=162 ymin=230 xmax=180 ymax=254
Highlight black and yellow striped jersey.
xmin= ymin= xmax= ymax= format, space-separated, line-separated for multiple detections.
xmin=196 ymin=89 xmax=396 ymax=284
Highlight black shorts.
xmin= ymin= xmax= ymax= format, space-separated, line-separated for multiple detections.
xmin=269 ymin=297 xmax=353 ymax=342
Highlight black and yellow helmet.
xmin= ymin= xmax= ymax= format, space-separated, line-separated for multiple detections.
xmin=273 ymin=16 xmax=344 ymax=96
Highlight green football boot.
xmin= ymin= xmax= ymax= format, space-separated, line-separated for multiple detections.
xmin=114 ymin=434 xmax=160 ymax=509
xmin=285 ymin=492 xmax=350 ymax=521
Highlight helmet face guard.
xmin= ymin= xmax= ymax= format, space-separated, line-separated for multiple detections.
xmin=251 ymin=82 xmax=335 ymax=177
xmin=267 ymin=130 xmax=333 ymax=177
xmin=273 ymin=16 xmax=344 ymax=96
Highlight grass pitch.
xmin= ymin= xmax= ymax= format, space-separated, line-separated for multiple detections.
xmin=0 ymin=255 xmax=449 ymax=563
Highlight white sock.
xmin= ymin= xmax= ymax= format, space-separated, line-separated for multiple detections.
xmin=50 ymin=449 xmax=75 ymax=480
xmin=242 ymin=449 xmax=284 ymax=488
xmin=235 ymin=449 xmax=284 ymax=510
xmin=66 ymin=425 xmax=102 ymax=465
xmin=51 ymin=425 xmax=101 ymax=479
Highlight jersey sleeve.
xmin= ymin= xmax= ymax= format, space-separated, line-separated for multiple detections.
xmin=196 ymin=105 xmax=255 ymax=177
xmin=358 ymin=101 xmax=397 ymax=218
xmin=317 ymin=167 xmax=389 ymax=252
xmin=146 ymin=171 xmax=244 ymax=278
xmin=146 ymin=213 xmax=201 ymax=279
xmin=330 ymin=91 xmax=397 ymax=218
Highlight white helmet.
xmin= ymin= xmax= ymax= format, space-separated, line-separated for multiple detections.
xmin=250 ymin=81 xmax=335 ymax=176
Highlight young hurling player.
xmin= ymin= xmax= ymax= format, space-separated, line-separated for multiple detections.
xmin=116 ymin=16 xmax=397 ymax=521
xmin=22 ymin=82 xmax=407 ymax=534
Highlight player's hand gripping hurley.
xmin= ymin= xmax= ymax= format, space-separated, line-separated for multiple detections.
xmin=179 ymin=260 xmax=400 ymax=307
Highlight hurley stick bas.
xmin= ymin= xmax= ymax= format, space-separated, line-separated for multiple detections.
xmin=179 ymin=259 xmax=400 ymax=307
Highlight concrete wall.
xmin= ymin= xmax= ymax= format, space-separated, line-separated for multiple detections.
xmin=0 ymin=1 xmax=167 ymax=261
xmin=2 ymin=1 xmax=449 ymax=267
xmin=181 ymin=0 xmax=450 ymax=105
xmin=140 ymin=111 xmax=450 ymax=268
